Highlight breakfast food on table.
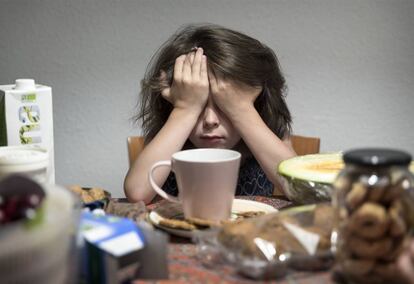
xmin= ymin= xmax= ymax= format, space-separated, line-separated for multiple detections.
xmin=335 ymin=175 xmax=411 ymax=280
xmin=105 ymin=199 xmax=148 ymax=223
xmin=333 ymin=149 xmax=414 ymax=283
xmin=217 ymin=204 xmax=335 ymax=262
xmin=157 ymin=211 xmax=267 ymax=231
xmin=159 ymin=218 xmax=197 ymax=231
xmin=186 ymin=216 xmax=221 ymax=228
xmin=278 ymin=153 xmax=344 ymax=203
xmin=234 ymin=211 xmax=266 ymax=219
xmin=68 ymin=185 xmax=108 ymax=203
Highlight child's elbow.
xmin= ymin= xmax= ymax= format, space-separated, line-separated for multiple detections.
xmin=123 ymin=178 xmax=153 ymax=205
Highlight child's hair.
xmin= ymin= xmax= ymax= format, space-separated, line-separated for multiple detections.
xmin=134 ymin=23 xmax=292 ymax=155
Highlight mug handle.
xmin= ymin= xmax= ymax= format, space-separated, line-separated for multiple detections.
xmin=149 ymin=160 xmax=180 ymax=203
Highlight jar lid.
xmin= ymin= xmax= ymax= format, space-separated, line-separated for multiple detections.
xmin=343 ymin=148 xmax=412 ymax=167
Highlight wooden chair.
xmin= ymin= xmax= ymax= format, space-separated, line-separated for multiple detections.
xmin=127 ymin=136 xmax=145 ymax=166
xmin=127 ymin=134 xmax=320 ymax=166
xmin=290 ymin=135 xmax=320 ymax=156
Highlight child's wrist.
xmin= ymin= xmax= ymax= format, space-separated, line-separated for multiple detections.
xmin=224 ymin=102 xmax=256 ymax=120
xmin=171 ymin=106 xmax=202 ymax=120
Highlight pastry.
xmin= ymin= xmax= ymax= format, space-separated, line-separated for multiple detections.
xmin=218 ymin=204 xmax=334 ymax=261
xmin=341 ymin=257 xmax=374 ymax=276
xmin=348 ymin=236 xmax=392 ymax=259
xmin=68 ymin=185 xmax=108 ymax=203
xmin=159 ymin=218 xmax=196 ymax=231
xmin=349 ymin=202 xmax=389 ymax=239
xmin=345 ymin=182 xmax=367 ymax=210
xmin=186 ymin=217 xmax=221 ymax=228
xmin=388 ymin=201 xmax=406 ymax=237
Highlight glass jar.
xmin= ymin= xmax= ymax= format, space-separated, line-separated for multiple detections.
xmin=332 ymin=148 xmax=414 ymax=284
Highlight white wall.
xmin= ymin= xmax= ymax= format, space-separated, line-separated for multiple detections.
xmin=1 ymin=0 xmax=413 ymax=197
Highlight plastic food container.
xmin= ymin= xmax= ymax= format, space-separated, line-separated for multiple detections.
xmin=194 ymin=203 xmax=335 ymax=280
xmin=332 ymin=148 xmax=414 ymax=284
xmin=0 ymin=145 xmax=49 ymax=183
xmin=0 ymin=182 xmax=81 ymax=283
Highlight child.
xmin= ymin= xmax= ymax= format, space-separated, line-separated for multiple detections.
xmin=124 ymin=23 xmax=296 ymax=204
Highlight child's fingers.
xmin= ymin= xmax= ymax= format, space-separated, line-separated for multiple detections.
xmin=160 ymin=69 xmax=172 ymax=102
xmin=182 ymin=54 xmax=192 ymax=83
xmin=189 ymin=52 xmax=195 ymax=65
xmin=200 ymin=55 xmax=208 ymax=82
xmin=159 ymin=70 xmax=170 ymax=89
xmin=173 ymin=55 xmax=186 ymax=82
xmin=161 ymin=87 xmax=171 ymax=102
xmin=159 ymin=70 xmax=168 ymax=83
xmin=192 ymin=48 xmax=203 ymax=79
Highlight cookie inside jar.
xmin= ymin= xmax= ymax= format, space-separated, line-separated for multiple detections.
xmin=332 ymin=148 xmax=414 ymax=284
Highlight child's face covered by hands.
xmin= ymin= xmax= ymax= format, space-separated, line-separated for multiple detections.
xmin=160 ymin=47 xmax=209 ymax=114
xmin=160 ymin=51 xmax=264 ymax=150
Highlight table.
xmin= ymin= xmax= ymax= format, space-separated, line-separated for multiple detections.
xmin=132 ymin=196 xmax=336 ymax=283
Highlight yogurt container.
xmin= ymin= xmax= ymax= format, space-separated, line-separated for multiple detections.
xmin=0 ymin=145 xmax=49 ymax=183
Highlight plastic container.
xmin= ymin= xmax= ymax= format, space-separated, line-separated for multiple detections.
xmin=0 ymin=145 xmax=49 ymax=183
xmin=194 ymin=203 xmax=335 ymax=280
xmin=0 ymin=183 xmax=81 ymax=284
xmin=332 ymin=148 xmax=414 ymax=284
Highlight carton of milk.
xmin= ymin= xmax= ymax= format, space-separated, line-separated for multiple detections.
xmin=79 ymin=212 xmax=146 ymax=284
xmin=0 ymin=79 xmax=54 ymax=183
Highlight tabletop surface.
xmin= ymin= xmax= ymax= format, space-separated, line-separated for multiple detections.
xmin=131 ymin=195 xmax=336 ymax=284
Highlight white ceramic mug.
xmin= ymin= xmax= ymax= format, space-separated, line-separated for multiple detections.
xmin=149 ymin=148 xmax=241 ymax=221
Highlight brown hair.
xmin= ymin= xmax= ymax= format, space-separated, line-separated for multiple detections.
xmin=134 ymin=23 xmax=292 ymax=154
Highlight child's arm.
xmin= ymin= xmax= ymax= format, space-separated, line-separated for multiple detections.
xmin=209 ymin=72 xmax=296 ymax=194
xmin=124 ymin=48 xmax=208 ymax=204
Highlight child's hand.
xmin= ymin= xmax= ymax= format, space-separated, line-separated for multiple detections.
xmin=208 ymin=71 xmax=262 ymax=118
xmin=161 ymin=48 xmax=209 ymax=114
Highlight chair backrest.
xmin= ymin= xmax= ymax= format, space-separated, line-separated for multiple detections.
xmin=127 ymin=136 xmax=145 ymax=166
xmin=290 ymin=135 xmax=320 ymax=156
xmin=127 ymin=134 xmax=320 ymax=166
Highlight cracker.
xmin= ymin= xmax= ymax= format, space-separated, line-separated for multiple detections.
xmin=186 ymin=217 xmax=221 ymax=228
xmin=159 ymin=218 xmax=197 ymax=231
xmin=235 ymin=211 xmax=266 ymax=219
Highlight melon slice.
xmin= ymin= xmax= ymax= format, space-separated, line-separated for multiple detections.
xmin=278 ymin=153 xmax=344 ymax=204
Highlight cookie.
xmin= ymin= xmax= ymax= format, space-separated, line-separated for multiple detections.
xmin=349 ymin=202 xmax=389 ymax=239
xmin=186 ymin=217 xmax=221 ymax=228
xmin=348 ymin=235 xmax=392 ymax=259
xmin=341 ymin=257 xmax=374 ymax=276
xmin=159 ymin=218 xmax=196 ymax=231
xmin=346 ymin=182 xmax=367 ymax=210
xmin=388 ymin=201 xmax=406 ymax=237
xmin=235 ymin=211 xmax=266 ymax=219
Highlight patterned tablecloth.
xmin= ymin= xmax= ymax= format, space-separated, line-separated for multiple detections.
xmin=133 ymin=196 xmax=336 ymax=284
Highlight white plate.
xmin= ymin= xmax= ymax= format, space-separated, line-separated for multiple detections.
xmin=148 ymin=199 xmax=278 ymax=238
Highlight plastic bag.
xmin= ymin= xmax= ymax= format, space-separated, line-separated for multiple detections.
xmin=194 ymin=203 xmax=335 ymax=279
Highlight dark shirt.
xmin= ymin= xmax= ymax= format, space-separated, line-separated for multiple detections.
xmin=162 ymin=158 xmax=274 ymax=196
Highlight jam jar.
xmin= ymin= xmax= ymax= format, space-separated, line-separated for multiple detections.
xmin=332 ymin=148 xmax=414 ymax=284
